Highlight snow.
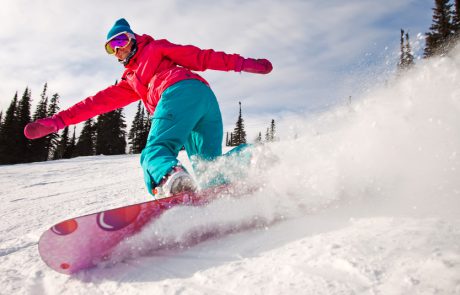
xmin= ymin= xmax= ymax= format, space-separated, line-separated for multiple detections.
xmin=2 ymin=46 xmax=460 ymax=295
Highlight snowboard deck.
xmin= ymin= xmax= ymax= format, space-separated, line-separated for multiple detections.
xmin=38 ymin=185 xmax=234 ymax=274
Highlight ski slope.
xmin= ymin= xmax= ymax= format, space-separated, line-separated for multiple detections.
xmin=1 ymin=46 xmax=460 ymax=294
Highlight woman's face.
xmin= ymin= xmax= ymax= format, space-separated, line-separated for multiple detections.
xmin=114 ymin=40 xmax=133 ymax=61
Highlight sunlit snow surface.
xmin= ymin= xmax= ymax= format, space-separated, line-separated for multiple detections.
xmin=1 ymin=45 xmax=460 ymax=294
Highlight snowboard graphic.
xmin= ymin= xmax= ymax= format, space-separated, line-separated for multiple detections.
xmin=38 ymin=185 xmax=232 ymax=274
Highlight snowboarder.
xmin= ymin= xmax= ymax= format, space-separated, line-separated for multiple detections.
xmin=24 ymin=18 xmax=272 ymax=198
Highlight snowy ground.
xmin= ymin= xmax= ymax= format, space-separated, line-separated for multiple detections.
xmin=1 ymin=47 xmax=460 ymax=295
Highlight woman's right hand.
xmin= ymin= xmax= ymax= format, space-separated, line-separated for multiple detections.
xmin=24 ymin=115 xmax=66 ymax=139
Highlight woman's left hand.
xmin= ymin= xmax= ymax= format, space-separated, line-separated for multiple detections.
xmin=241 ymin=58 xmax=273 ymax=74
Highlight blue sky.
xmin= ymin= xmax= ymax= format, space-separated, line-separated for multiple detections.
xmin=0 ymin=0 xmax=435 ymax=139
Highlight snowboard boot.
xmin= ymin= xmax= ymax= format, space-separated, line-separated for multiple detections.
xmin=153 ymin=165 xmax=197 ymax=198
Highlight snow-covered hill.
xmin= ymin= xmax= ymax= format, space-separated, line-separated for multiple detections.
xmin=1 ymin=46 xmax=460 ymax=295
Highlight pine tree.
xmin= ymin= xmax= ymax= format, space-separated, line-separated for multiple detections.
xmin=398 ymin=29 xmax=406 ymax=70
xmin=96 ymin=108 xmax=127 ymax=155
xmin=74 ymin=119 xmax=96 ymax=157
xmin=454 ymin=0 xmax=460 ymax=39
xmin=262 ymin=119 xmax=277 ymax=143
xmin=96 ymin=78 xmax=127 ymax=155
xmin=130 ymin=103 xmax=151 ymax=153
xmin=64 ymin=126 xmax=77 ymax=159
xmin=53 ymin=126 xmax=69 ymax=160
xmin=47 ymin=93 xmax=61 ymax=159
xmin=48 ymin=93 xmax=60 ymax=116
xmin=129 ymin=101 xmax=146 ymax=154
xmin=424 ymin=0 xmax=455 ymax=57
xmin=255 ymin=132 xmax=262 ymax=144
xmin=17 ymin=88 xmax=32 ymax=130
xmin=0 ymin=92 xmax=19 ymax=164
xmin=30 ymin=83 xmax=50 ymax=162
xmin=0 ymin=111 xmax=3 ymax=131
xmin=54 ymin=126 xmax=76 ymax=160
xmin=141 ymin=111 xmax=151 ymax=149
xmin=399 ymin=30 xmax=415 ymax=71
xmin=404 ymin=32 xmax=415 ymax=67
xmin=231 ymin=102 xmax=247 ymax=146
xmin=269 ymin=119 xmax=276 ymax=141
xmin=16 ymin=88 xmax=33 ymax=163
xmin=33 ymin=83 xmax=48 ymax=121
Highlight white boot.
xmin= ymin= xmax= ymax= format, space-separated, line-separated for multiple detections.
xmin=153 ymin=165 xmax=197 ymax=198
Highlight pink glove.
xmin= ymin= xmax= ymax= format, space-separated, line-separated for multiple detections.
xmin=24 ymin=115 xmax=66 ymax=139
xmin=241 ymin=58 xmax=273 ymax=74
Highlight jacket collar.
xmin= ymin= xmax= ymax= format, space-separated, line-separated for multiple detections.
xmin=123 ymin=34 xmax=154 ymax=68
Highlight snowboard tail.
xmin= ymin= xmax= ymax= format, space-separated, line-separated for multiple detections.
xmin=38 ymin=185 xmax=230 ymax=274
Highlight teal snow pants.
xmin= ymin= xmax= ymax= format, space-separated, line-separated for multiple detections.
xmin=140 ymin=79 xmax=223 ymax=195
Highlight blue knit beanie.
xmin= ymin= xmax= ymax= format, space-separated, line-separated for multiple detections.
xmin=107 ymin=18 xmax=135 ymax=40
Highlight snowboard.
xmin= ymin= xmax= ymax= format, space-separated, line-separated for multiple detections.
xmin=38 ymin=185 xmax=234 ymax=275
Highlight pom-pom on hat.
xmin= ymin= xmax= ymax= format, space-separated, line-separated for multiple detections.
xmin=107 ymin=18 xmax=135 ymax=40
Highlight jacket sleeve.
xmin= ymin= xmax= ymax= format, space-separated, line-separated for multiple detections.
xmin=159 ymin=39 xmax=245 ymax=72
xmin=57 ymin=79 xmax=139 ymax=126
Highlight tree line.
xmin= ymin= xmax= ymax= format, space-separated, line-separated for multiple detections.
xmin=0 ymin=83 xmax=268 ymax=165
xmin=399 ymin=0 xmax=460 ymax=71
xmin=0 ymin=83 xmax=151 ymax=165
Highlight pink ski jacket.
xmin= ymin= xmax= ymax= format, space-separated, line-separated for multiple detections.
xmin=58 ymin=34 xmax=245 ymax=125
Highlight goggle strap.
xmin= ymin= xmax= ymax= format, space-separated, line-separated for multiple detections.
xmin=107 ymin=31 xmax=135 ymax=43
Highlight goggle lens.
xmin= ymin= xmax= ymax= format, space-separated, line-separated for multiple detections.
xmin=105 ymin=33 xmax=131 ymax=55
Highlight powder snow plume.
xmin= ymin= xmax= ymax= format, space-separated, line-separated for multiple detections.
xmin=110 ymin=44 xmax=460 ymax=264
xmin=265 ymin=43 xmax=460 ymax=220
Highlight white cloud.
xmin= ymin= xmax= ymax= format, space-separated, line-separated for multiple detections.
xmin=0 ymin=0 xmax=432 ymax=138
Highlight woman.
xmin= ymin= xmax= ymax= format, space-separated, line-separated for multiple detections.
xmin=25 ymin=18 xmax=273 ymax=198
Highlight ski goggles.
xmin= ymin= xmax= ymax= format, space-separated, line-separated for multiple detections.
xmin=105 ymin=32 xmax=135 ymax=55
